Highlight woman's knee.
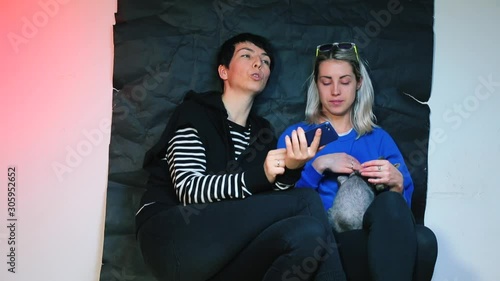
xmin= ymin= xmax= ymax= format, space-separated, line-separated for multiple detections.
xmin=373 ymin=190 xmax=407 ymax=209
xmin=364 ymin=191 xmax=414 ymax=225
xmin=290 ymin=188 xmax=323 ymax=204
xmin=274 ymin=216 xmax=331 ymax=258
xmin=413 ymin=225 xmax=438 ymax=281
xmin=288 ymin=188 xmax=328 ymax=218
xmin=283 ymin=216 xmax=326 ymax=241
xmin=278 ymin=216 xmax=335 ymax=271
xmin=138 ymin=224 xmax=178 ymax=280
xmin=416 ymin=225 xmax=438 ymax=260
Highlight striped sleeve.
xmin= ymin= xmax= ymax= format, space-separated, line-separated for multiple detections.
xmin=274 ymin=181 xmax=294 ymax=191
xmin=166 ymin=127 xmax=252 ymax=205
xmin=274 ymin=167 xmax=304 ymax=191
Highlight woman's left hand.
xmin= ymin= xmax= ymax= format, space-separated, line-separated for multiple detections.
xmin=360 ymin=159 xmax=404 ymax=193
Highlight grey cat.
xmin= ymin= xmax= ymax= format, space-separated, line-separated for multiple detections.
xmin=327 ymin=171 xmax=374 ymax=233
xmin=327 ymin=163 xmax=400 ymax=233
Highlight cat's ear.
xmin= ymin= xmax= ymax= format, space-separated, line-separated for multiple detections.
xmin=338 ymin=175 xmax=348 ymax=185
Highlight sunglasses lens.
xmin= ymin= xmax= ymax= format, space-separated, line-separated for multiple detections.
xmin=318 ymin=44 xmax=333 ymax=52
xmin=336 ymin=43 xmax=353 ymax=50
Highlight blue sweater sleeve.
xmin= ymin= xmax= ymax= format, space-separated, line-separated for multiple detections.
xmin=295 ymin=162 xmax=323 ymax=190
xmin=378 ymin=131 xmax=414 ymax=207
xmin=277 ymin=123 xmax=300 ymax=149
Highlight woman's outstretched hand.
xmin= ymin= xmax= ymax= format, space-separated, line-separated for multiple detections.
xmin=284 ymin=127 xmax=321 ymax=169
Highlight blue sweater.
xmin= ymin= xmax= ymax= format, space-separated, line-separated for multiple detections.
xmin=277 ymin=122 xmax=414 ymax=210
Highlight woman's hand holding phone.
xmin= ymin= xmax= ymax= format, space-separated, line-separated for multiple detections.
xmin=283 ymin=127 xmax=322 ymax=169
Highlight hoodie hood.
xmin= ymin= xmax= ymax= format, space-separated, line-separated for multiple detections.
xmin=184 ymin=90 xmax=227 ymax=115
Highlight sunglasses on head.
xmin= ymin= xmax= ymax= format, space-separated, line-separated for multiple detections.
xmin=315 ymin=42 xmax=359 ymax=62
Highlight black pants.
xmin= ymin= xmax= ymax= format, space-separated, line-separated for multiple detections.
xmin=137 ymin=188 xmax=347 ymax=281
xmin=335 ymin=191 xmax=438 ymax=281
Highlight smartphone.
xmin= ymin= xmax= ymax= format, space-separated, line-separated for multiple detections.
xmin=304 ymin=122 xmax=339 ymax=147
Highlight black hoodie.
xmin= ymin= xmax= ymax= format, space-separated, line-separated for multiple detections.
xmin=135 ymin=91 xmax=299 ymax=231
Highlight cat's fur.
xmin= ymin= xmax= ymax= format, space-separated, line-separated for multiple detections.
xmin=327 ymin=171 xmax=374 ymax=233
xmin=327 ymin=162 xmax=400 ymax=233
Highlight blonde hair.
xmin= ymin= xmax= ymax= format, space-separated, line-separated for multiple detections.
xmin=305 ymin=48 xmax=377 ymax=137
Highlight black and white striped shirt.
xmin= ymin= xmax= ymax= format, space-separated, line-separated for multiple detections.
xmin=166 ymin=121 xmax=292 ymax=205
xmin=228 ymin=121 xmax=250 ymax=159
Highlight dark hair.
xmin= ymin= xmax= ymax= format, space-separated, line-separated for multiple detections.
xmin=217 ymin=33 xmax=275 ymax=72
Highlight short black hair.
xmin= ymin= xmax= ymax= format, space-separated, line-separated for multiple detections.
xmin=217 ymin=33 xmax=275 ymax=72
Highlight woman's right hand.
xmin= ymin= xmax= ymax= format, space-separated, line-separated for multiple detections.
xmin=312 ymin=152 xmax=361 ymax=174
xmin=263 ymin=127 xmax=323 ymax=183
xmin=283 ymin=127 xmax=322 ymax=169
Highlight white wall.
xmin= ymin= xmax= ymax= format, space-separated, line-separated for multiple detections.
xmin=1 ymin=0 xmax=499 ymax=281
xmin=427 ymin=0 xmax=500 ymax=280
xmin=0 ymin=0 xmax=115 ymax=280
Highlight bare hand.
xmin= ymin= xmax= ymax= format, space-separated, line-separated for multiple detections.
xmin=312 ymin=152 xmax=361 ymax=174
xmin=263 ymin=148 xmax=287 ymax=183
xmin=284 ymin=127 xmax=321 ymax=169
xmin=360 ymin=159 xmax=403 ymax=193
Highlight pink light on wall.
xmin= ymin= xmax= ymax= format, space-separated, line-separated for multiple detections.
xmin=0 ymin=0 xmax=116 ymax=280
